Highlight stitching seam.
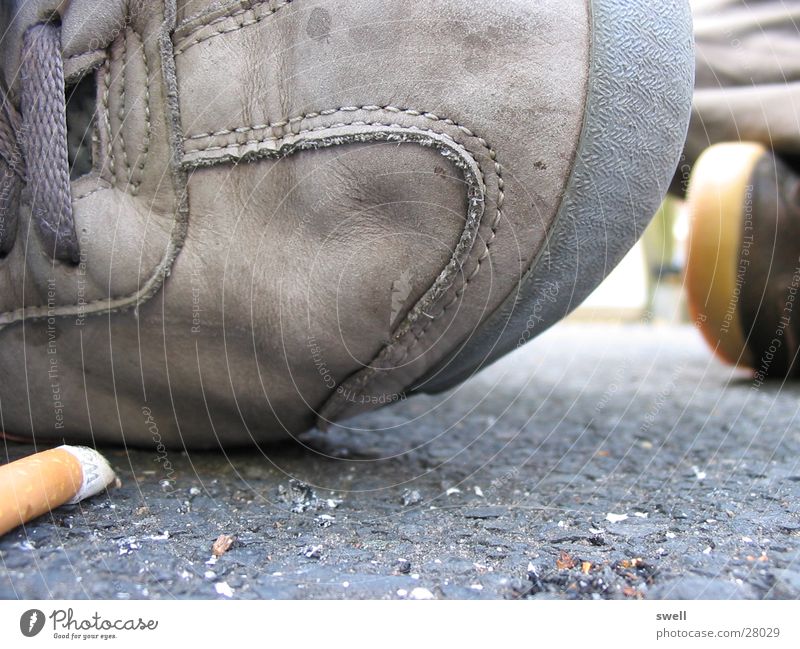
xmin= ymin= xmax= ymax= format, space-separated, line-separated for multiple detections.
xmin=183 ymin=109 xmax=503 ymax=408
xmin=118 ymin=29 xmax=132 ymax=188
xmin=101 ymin=51 xmax=115 ymax=182
xmin=1 ymin=117 xmax=487 ymax=330
xmin=175 ymin=0 xmax=287 ymax=32
xmin=0 ymin=1 xmax=176 ymax=326
xmin=184 ymin=105 xmax=488 ymax=142
xmin=101 ymin=27 xmax=152 ymax=194
xmin=129 ymin=28 xmax=152 ymax=195
xmin=392 ymin=194 xmax=501 ymax=365
xmin=174 ymin=0 xmax=293 ymax=55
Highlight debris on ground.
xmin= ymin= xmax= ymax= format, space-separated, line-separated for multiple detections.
xmin=278 ymin=480 xmax=320 ymax=513
xmin=2 ymin=326 xmax=798 ymax=600
xmin=301 ymin=545 xmax=323 ymax=560
xmin=211 ymin=534 xmax=234 ymax=557
xmin=517 ymin=554 xmax=659 ymax=600
xmin=117 ymin=538 xmax=140 ymax=556
xmin=394 ymin=559 xmax=412 ymax=575
xmin=406 ymin=587 xmax=435 ymax=600
xmin=556 ymin=551 xmax=576 ymax=570
xmin=605 ymin=513 xmax=628 ymax=523
xmin=401 ymin=489 xmax=422 ymax=506
xmin=147 ymin=531 xmax=170 ymax=541
xmin=278 ymin=480 xmax=341 ymax=513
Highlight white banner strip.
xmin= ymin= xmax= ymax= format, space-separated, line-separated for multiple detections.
xmin=1 ymin=600 xmax=798 ymax=647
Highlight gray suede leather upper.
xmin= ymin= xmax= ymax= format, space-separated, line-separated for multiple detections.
xmin=0 ymin=0 xmax=692 ymax=448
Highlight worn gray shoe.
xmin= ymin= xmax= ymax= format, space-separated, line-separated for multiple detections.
xmin=0 ymin=0 xmax=693 ymax=448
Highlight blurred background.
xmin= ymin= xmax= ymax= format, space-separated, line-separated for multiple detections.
xmin=572 ymin=197 xmax=688 ymax=324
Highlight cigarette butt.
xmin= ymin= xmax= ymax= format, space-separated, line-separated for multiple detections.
xmin=0 ymin=445 xmax=118 ymax=537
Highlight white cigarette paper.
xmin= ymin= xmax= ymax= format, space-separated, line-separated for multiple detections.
xmin=0 ymin=445 xmax=119 ymax=537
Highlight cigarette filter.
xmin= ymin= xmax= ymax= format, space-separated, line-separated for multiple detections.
xmin=0 ymin=445 xmax=118 ymax=537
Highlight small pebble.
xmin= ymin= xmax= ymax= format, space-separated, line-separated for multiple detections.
xmin=408 ymin=587 xmax=434 ymax=600
xmin=212 ymin=534 xmax=235 ymax=556
xmin=316 ymin=514 xmax=335 ymax=528
xmin=302 ymin=545 xmax=323 ymax=559
xmin=606 ymin=513 xmax=628 ymax=523
xmin=394 ymin=559 xmax=412 ymax=575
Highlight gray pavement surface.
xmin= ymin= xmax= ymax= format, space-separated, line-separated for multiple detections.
xmin=2 ymin=323 xmax=800 ymax=600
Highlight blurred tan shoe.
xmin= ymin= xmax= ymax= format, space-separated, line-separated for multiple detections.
xmin=686 ymin=142 xmax=800 ymax=378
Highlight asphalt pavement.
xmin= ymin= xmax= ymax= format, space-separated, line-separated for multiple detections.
xmin=2 ymin=323 xmax=799 ymax=599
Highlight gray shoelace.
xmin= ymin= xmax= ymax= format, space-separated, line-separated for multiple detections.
xmin=0 ymin=22 xmax=79 ymax=263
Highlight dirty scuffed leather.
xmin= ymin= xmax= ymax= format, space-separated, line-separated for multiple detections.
xmin=0 ymin=0 xmax=693 ymax=447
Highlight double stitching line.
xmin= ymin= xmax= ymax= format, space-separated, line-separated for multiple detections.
xmin=183 ymin=106 xmax=504 ymax=414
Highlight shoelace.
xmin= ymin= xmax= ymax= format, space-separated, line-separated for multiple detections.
xmin=0 ymin=22 xmax=79 ymax=263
